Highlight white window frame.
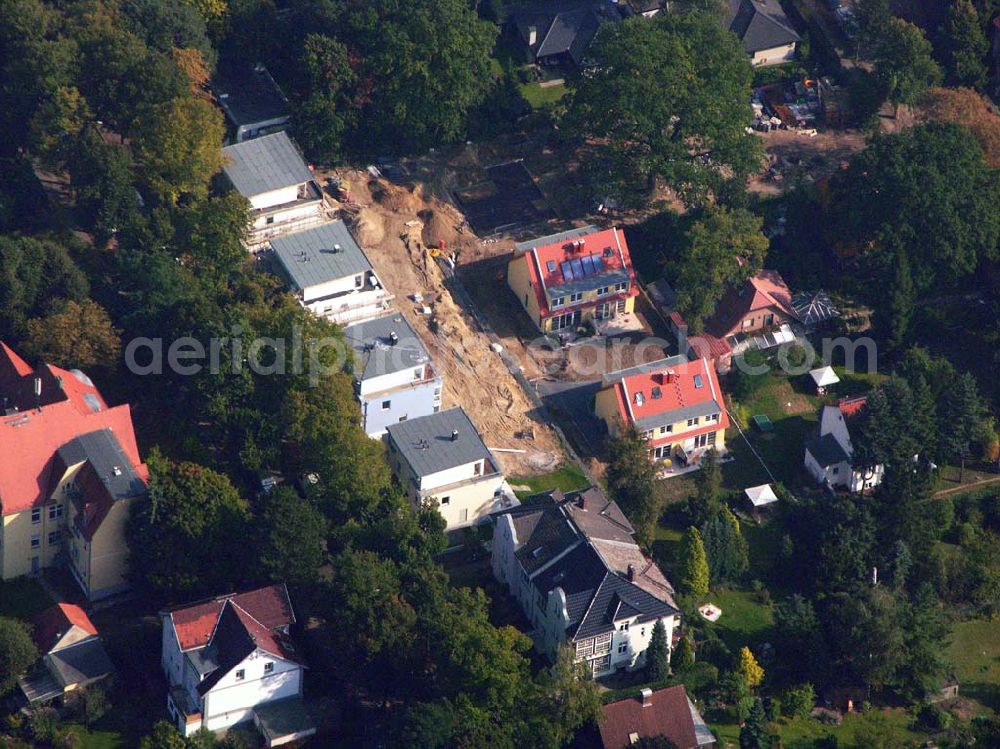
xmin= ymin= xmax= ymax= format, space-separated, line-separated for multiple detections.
xmin=550 ymin=296 xmax=565 ymax=309
xmin=31 ymin=508 xmax=41 ymax=524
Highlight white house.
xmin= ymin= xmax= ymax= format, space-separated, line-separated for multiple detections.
xmin=220 ymin=132 xmax=327 ymax=251
xmin=385 ymin=407 xmax=511 ymax=530
xmin=343 ymin=313 xmax=443 ymax=437
xmin=270 ymin=221 xmax=393 ymax=326
xmin=804 ymin=397 xmax=884 ymax=493
xmin=725 ymin=0 xmax=801 ymax=66
xmin=160 ymin=584 xmax=315 ymax=746
xmin=492 ymin=487 xmax=680 ymax=676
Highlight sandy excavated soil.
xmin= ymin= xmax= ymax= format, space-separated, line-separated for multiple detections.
xmin=327 ymin=172 xmax=564 ymax=477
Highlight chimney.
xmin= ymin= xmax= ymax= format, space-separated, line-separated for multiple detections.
xmin=451 ymin=429 xmax=459 ymax=441
xmin=577 ymin=494 xmax=586 ymax=509
xmin=627 ymin=563 xmax=635 ymax=582
xmin=33 ymin=376 xmax=42 ymax=397
xmin=528 ymin=26 xmax=537 ymax=46
xmin=640 ymin=688 xmax=653 ymax=707
xmin=389 ymin=331 xmax=399 ymax=346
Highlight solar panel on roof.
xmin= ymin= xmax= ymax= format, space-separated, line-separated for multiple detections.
xmin=561 ymin=261 xmax=574 ymax=281
xmin=581 ymin=255 xmax=596 ymax=275
xmin=592 ymin=254 xmax=604 ymax=273
xmin=570 ymin=258 xmax=584 ymax=277
xmin=546 ymin=260 xmax=556 ymax=273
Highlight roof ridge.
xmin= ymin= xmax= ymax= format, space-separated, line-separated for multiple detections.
xmin=575 ymin=569 xmax=613 ymax=635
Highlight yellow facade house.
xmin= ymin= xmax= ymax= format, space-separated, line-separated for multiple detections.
xmin=0 ymin=343 xmax=147 ymax=600
xmin=507 ymin=226 xmax=640 ymax=333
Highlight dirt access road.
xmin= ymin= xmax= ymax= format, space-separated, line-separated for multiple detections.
xmin=748 ymin=128 xmax=867 ymax=195
xmin=322 ymin=170 xmax=564 ymax=477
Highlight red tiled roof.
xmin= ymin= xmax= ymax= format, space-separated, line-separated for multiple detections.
xmin=838 ymin=395 xmax=867 ymax=418
xmin=229 ymin=601 xmax=298 ymax=662
xmin=704 ymin=270 xmax=796 ymax=339
xmin=607 ymin=358 xmax=730 ymax=432
xmin=518 ymin=227 xmax=639 ymax=319
xmin=599 ymin=685 xmax=699 ymax=749
xmin=170 ymin=584 xmax=295 ymax=651
xmin=0 ymin=343 xmax=145 ymax=517
xmin=33 ymin=603 xmax=99 ymax=653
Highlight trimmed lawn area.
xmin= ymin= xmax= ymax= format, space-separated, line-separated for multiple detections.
xmin=706 ymin=588 xmax=774 ymax=653
xmin=72 ymin=727 xmax=125 ymax=749
xmin=947 ymin=617 xmax=1000 ymax=715
xmin=511 ymin=463 xmax=588 ymax=499
xmin=519 ymin=81 xmax=567 ymax=109
xmin=709 ymin=708 xmax=923 ymax=749
xmin=0 ymin=576 xmax=53 ymax=620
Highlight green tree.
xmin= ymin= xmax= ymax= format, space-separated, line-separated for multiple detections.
xmin=565 ymin=12 xmax=761 ymax=207
xmin=128 ymin=451 xmax=251 ymax=599
xmin=940 ymin=372 xmax=990 ymax=480
xmin=122 ymin=0 xmax=216 ymax=68
xmin=645 ymin=619 xmax=671 ymax=682
xmin=133 ymin=96 xmax=224 ymax=203
xmin=255 ymin=487 xmax=326 ymax=588
xmin=828 ymin=586 xmax=905 ymax=695
xmin=606 ymin=428 xmax=661 ymax=546
xmin=689 ymin=447 xmax=721 ymax=525
xmin=298 ymin=0 xmax=497 ymax=155
xmin=671 ymin=633 xmax=695 ymax=673
xmin=826 ymin=123 xmax=1000 ymax=298
xmin=700 ymin=506 xmax=748 ymax=586
xmin=896 ymin=583 xmax=950 ymax=699
xmin=140 ymin=721 xmax=187 ymax=749
xmin=0 ymin=235 xmax=90 ymax=341
xmin=782 ymin=683 xmax=815 ymax=718
xmin=0 ymin=616 xmax=37 ymax=695
xmin=877 ymin=247 xmax=915 ymax=350
xmin=534 ymin=646 xmax=603 ymax=748
xmin=24 ymin=299 xmax=121 ymax=370
xmin=739 ymin=698 xmax=774 ymax=749
xmin=874 ymin=19 xmax=943 ymax=113
xmin=679 ymin=527 xmax=710 ymax=597
xmin=773 ymin=595 xmax=831 ymax=687
xmin=670 ymin=207 xmax=769 ymax=332
xmin=940 ymin=0 xmax=988 ymax=87
xmin=291 ymin=34 xmax=356 ymax=161
xmin=71 ymin=131 xmax=138 ymax=244
xmin=855 ymin=0 xmax=891 ymax=49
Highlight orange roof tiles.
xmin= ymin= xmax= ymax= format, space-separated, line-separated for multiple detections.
xmin=170 ymin=584 xmax=295 ymax=651
xmin=610 ymin=358 xmax=729 ymax=433
xmin=33 ymin=603 xmax=99 ymax=652
xmin=519 ymin=226 xmax=639 ymax=319
xmin=0 ymin=343 xmax=146 ymax=517
xmin=704 ymin=270 xmax=796 ymax=339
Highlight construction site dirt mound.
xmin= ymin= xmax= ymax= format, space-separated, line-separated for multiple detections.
xmin=419 ymin=209 xmax=459 ymax=249
xmin=333 ymin=171 xmax=565 ymax=477
xmin=353 ymin=209 xmax=385 ymax=246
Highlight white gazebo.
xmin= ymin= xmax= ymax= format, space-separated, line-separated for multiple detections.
xmin=745 ymin=483 xmax=779 ymax=509
xmin=809 ymin=366 xmax=840 ymax=394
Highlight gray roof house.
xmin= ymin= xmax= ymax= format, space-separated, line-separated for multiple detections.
xmin=343 ymin=314 xmax=444 ymax=437
xmin=270 ymin=221 xmax=392 ymax=325
xmin=725 ymin=0 xmax=801 ymax=66
xmin=492 ymin=488 xmax=680 ymax=676
xmin=513 ymin=1 xmax=625 ymax=67
xmin=220 ymin=132 xmax=326 ymax=250
xmin=212 ymin=65 xmax=291 ymax=143
xmin=386 ymin=408 xmax=511 ymax=529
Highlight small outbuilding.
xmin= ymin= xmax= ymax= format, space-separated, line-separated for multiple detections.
xmin=744 ymin=483 xmax=779 ymax=509
xmin=809 ymin=366 xmax=840 ymax=395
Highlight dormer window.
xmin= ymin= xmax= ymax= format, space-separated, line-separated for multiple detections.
xmin=694 ymin=374 xmax=704 ymax=389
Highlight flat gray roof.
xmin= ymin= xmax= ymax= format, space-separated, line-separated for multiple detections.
xmin=271 ymin=221 xmax=373 ymax=291
xmin=387 ymin=407 xmax=494 ymax=477
xmin=515 ymin=225 xmax=597 ymax=253
xmin=343 ymin=314 xmax=431 ymax=381
xmin=221 ymin=131 xmax=313 ymax=197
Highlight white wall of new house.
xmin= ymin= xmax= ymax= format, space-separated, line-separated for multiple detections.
xmin=202 ymin=650 xmax=301 ymax=733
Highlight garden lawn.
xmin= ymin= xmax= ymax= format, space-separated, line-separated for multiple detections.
xmin=511 ymin=463 xmax=588 ymax=499
xmin=709 ymin=708 xmax=924 ymax=749
xmin=73 ymin=727 xmax=125 ymax=749
xmin=0 ymin=577 xmax=53 ymax=620
xmin=706 ymin=588 xmax=774 ymax=653
xmin=519 ymin=81 xmax=567 ymax=109
xmin=947 ymin=618 xmax=1000 ymax=715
